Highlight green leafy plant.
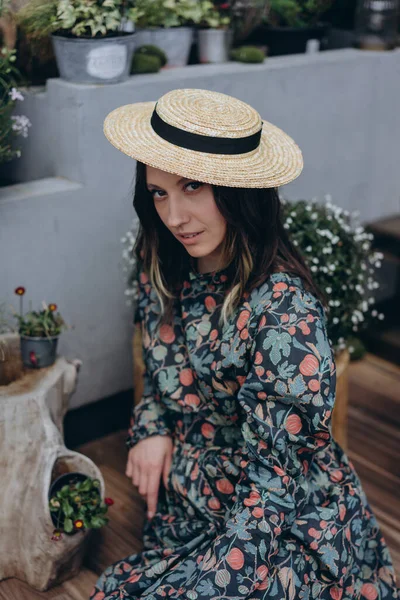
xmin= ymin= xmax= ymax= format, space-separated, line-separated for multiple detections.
xmin=13 ymin=286 xmax=67 ymax=338
xmin=0 ymin=48 xmax=31 ymax=164
xmin=129 ymin=0 xmax=225 ymax=29
xmin=281 ymin=196 xmax=384 ymax=359
xmin=267 ymin=0 xmax=333 ymax=28
xmin=230 ymin=45 xmax=265 ymax=61
xmin=229 ymin=0 xmax=269 ymax=42
xmin=198 ymin=1 xmax=231 ymax=29
xmin=17 ymin=0 xmax=133 ymax=39
xmin=49 ymin=475 xmax=114 ymax=540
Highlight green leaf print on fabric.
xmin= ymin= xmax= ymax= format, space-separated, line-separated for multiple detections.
xmin=262 ymin=329 xmax=292 ymax=365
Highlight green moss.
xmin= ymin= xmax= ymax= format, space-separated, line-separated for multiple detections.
xmin=134 ymin=44 xmax=167 ymax=67
xmin=230 ymin=46 xmax=265 ymax=64
xmin=131 ymin=53 xmax=162 ymax=74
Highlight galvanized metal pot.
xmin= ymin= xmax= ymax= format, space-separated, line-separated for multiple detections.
xmin=20 ymin=335 xmax=59 ymax=368
xmin=52 ymin=33 xmax=135 ymax=84
xmin=133 ymin=27 xmax=193 ymax=68
xmin=198 ymin=28 xmax=233 ymax=63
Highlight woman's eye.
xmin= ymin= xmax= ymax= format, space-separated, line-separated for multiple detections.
xmin=186 ymin=182 xmax=203 ymax=192
xmin=151 ymin=190 xmax=166 ymax=199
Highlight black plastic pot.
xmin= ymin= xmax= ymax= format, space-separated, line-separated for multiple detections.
xmin=244 ymin=22 xmax=331 ymax=56
xmin=48 ymin=472 xmax=89 ymax=529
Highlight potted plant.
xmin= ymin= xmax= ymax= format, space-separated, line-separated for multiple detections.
xmin=130 ymin=0 xmax=209 ymax=68
xmin=17 ymin=0 xmax=135 ymax=84
xmin=244 ymin=0 xmax=333 ymax=56
xmin=13 ymin=286 xmax=68 ymax=368
xmin=281 ymin=196 xmax=384 ymax=360
xmin=49 ymin=473 xmax=113 ymax=541
xmin=197 ymin=1 xmax=232 ymax=63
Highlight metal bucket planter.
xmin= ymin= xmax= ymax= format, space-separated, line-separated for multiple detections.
xmin=134 ymin=27 xmax=193 ymax=68
xmin=20 ymin=335 xmax=59 ymax=368
xmin=198 ymin=28 xmax=233 ymax=63
xmin=51 ymin=33 xmax=135 ymax=84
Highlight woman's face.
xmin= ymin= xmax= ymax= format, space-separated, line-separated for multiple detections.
xmin=146 ymin=165 xmax=227 ymax=273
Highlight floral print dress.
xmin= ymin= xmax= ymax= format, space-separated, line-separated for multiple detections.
xmin=91 ymin=261 xmax=398 ymax=600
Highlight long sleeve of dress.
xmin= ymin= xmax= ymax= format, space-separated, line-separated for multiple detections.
xmin=126 ymin=262 xmax=173 ymax=449
xmin=181 ymin=282 xmax=336 ymax=597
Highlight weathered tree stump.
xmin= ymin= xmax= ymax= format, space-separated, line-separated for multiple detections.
xmin=0 ymin=334 xmax=105 ymax=591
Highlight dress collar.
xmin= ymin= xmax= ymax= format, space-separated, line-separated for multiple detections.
xmin=187 ymin=258 xmax=233 ymax=286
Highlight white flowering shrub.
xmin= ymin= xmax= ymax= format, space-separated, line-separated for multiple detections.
xmin=121 ymin=220 xmax=140 ymax=311
xmin=282 ymin=196 xmax=383 ymax=357
xmin=0 ymin=49 xmax=31 ymax=164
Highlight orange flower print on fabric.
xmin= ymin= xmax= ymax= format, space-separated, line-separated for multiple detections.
xmin=226 ymin=548 xmax=245 ymax=570
xmin=237 ymin=309 xmax=251 ymax=331
xmin=159 ymin=324 xmax=175 ymax=344
xmin=299 ymin=353 xmax=320 ymax=376
xmin=285 ymin=413 xmax=302 ymax=435
xmin=201 ymin=422 xmax=215 ymax=439
xmin=179 ymin=369 xmax=194 ymax=386
xmin=205 ymin=296 xmax=217 ymax=312
xmin=216 ymin=478 xmax=234 ymax=494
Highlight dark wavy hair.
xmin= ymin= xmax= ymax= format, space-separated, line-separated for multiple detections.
xmin=132 ymin=161 xmax=326 ymax=327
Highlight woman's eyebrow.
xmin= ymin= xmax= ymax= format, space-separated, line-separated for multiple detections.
xmin=147 ymin=177 xmax=190 ymax=190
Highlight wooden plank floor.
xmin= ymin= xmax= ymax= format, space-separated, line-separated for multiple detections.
xmin=1 ymin=353 xmax=399 ymax=599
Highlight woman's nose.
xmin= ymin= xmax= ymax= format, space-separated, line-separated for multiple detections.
xmin=167 ymin=199 xmax=189 ymax=229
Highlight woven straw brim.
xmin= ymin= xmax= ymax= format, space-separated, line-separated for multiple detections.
xmin=103 ymin=102 xmax=303 ymax=189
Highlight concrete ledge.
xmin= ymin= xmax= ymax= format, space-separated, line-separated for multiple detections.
xmin=0 ymin=177 xmax=82 ymax=205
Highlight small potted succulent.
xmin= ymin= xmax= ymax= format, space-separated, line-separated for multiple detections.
xmin=197 ymin=1 xmax=233 ymax=64
xmin=130 ymin=44 xmax=167 ymax=74
xmin=49 ymin=473 xmax=114 ymax=541
xmin=130 ymin=0 xmax=212 ymax=68
xmin=245 ymin=0 xmax=333 ymax=56
xmin=13 ymin=286 xmax=67 ymax=368
xmin=17 ymin=0 xmax=136 ymax=84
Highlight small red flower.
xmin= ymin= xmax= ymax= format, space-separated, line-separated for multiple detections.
xmin=29 ymin=351 xmax=38 ymax=366
xmin=15 ymin=286 xmax=25 ymax=296
xmin=73 ymin=519 xmax=84 ymax=530
xmin=51 ymin=529 xmax=63 ymax=541
xmin=219 ymin=2 xmax=230 ymax=8
xmin=49 ymin=303 xmax=57 ymax=312
xmin=105 ymin=497 xmax=114 ymax=506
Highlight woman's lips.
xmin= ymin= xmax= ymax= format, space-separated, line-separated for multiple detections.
xmin=177 ymin=231 xmax=204 ymax=245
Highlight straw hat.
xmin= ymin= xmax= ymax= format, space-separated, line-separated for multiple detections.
xmin=103 ymin=88 xmax=303 ymax=188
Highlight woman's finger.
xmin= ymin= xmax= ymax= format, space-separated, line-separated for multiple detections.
xmin=162 ymin=451 xmax=173 ymax=490
xmin=132 ymin=462 xmax=140 ymax=488
xmin=138 ymin=470 xmax=148 ymax=497
xmin=146 ymin=469 xmax=161 ymax=519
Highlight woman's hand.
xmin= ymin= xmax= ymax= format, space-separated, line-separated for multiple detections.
xmin=125 ymin=435 xmax=174 ymax=520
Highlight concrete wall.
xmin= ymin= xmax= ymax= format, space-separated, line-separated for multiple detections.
xmin=1 ymin=48 xmax=399 ymax=409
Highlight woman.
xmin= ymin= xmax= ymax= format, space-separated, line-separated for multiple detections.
xmin=91 ymin=89 xmax=398 ymax=599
